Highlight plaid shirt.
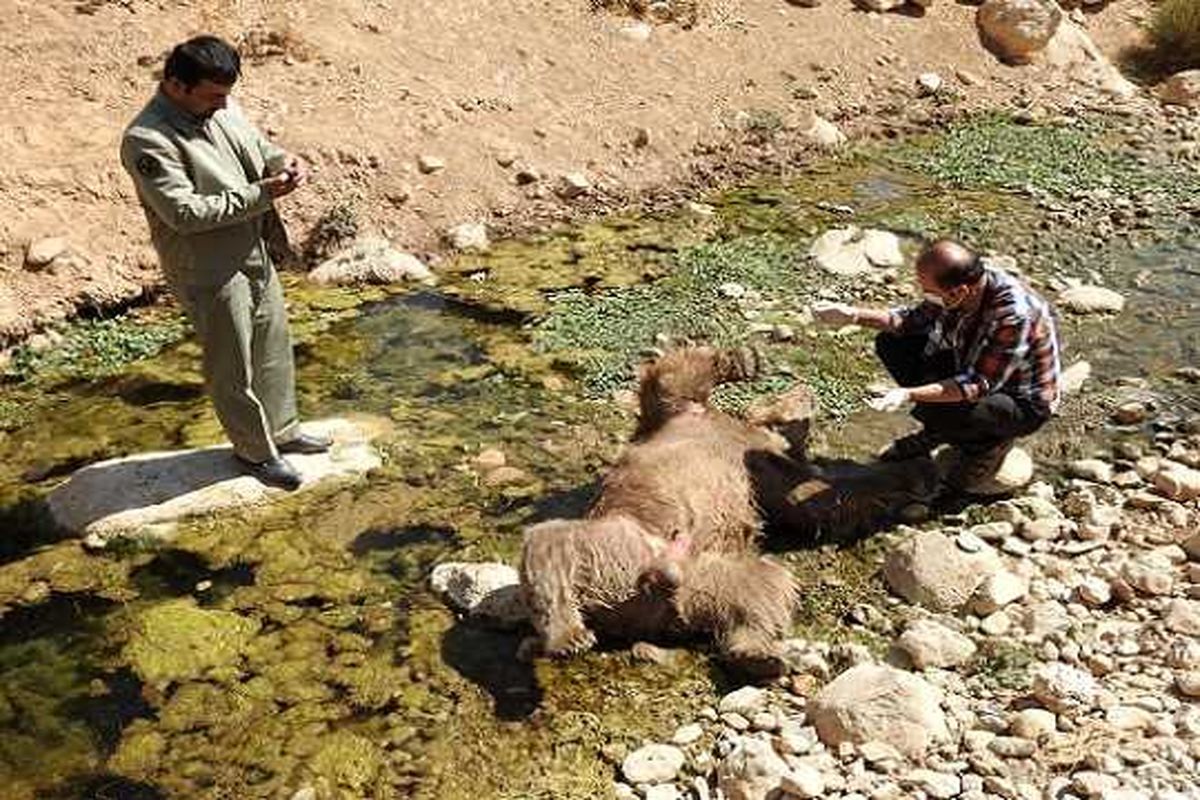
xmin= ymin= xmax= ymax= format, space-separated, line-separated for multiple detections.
xmin=890 ymin=268 xmax=1063 ymax=415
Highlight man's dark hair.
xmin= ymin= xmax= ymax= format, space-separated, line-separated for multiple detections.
xmin=918 ymin=239 xmax=984 ymax=289
xmin=164 ymin=36 xmax=241 ymax=88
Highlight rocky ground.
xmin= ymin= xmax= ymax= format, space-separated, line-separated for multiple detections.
xmin=582 ymin=414 xmax=1200 ymax=800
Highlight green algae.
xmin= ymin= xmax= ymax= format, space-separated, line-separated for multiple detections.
xmin=122 ymin=599 xmax=261 ymax=687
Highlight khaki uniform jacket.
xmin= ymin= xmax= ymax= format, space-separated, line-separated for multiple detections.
xmin=121 ymin=91 xmax=286 ymax=287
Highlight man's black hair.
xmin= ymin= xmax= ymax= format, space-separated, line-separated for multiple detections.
xmin=919 ymin=239 xmax=984 ymax=289
xmin=164 ymin=36 xmax=241 ymax=88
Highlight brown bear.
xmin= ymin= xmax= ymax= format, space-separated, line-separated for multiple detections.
xmin=519 ymin=346 xmax=800 ymax=678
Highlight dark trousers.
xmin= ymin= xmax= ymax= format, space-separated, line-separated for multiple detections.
xmin=875 ymin=332 xmax=1048 ymax=455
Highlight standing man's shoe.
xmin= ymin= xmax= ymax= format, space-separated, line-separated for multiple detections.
xmin=277 ymin=432 xmax=333 ymax=455
xmin=236 ymin=455 xmax=303 ymax=491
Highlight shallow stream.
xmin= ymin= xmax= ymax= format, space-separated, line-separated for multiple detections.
xmin=1 ymin=115 xmax=1197 ymax=799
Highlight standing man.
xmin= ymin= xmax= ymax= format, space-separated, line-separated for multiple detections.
xmin=811 ymin=240 xmax=1062 ymax=490
xmin=121 ymin=35 xmax=329 ymax=490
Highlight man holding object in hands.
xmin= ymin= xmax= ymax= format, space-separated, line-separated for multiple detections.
xmin=121 ymin=35 xmax=329 ymax=491
xmin=811 ymin=239 xmax=1063 ymax=489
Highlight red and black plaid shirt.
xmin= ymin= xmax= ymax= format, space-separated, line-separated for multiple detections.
xmin=890 ymin=268 xmax=1063 ymax=415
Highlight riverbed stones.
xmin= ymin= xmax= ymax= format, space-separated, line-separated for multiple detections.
xmin=1164 ymin=599 xmax=1200 ymax=636
xmin=810 ymin=226 xmax=903 ymax=276
xmin=1057 ymin=285 xmax=1126 ymax=314
xmin=428 ymin=561 xmax=528 ymax=627
xmin=1010 ymin=708 xmax=1056 ymax=739
xmin=717 ymin=736 xmax=789 ymax=800
xmin=1032 ymin=663 xmax=1097 ymax=713
xmin=972 ymin=570 xmax=1029 ymax=614
xmin=1159 ymin=70 xmax=1200 ymax=108
xmin=808 ymin=664 xmax=950 ymax=757
xmin=884 ymin=530 xmax=1001 ymax=611
xmin=308 ymin=236 xmax=434 ymax=286
xmin=719 ymin=686 xmax=767 ymax=716
xmin=976 ymin=0 xmax=1062 ymax=65
xmin=445 ymin=222 xmax=490 ymax=252
xmin=48 ymin=417 xmax=385 ymax=546
xmin=1152 ymin=464 xmax=1200 ymax=502
xmin=1067 ymin=459 xmax=1113 ymax=484
xmin=898 ymin=619 xmax=978 ymax=669
xmin=623 ymin=743 xmax=686 ymax=784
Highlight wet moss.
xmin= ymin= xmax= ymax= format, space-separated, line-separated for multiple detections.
xmin=122 ymin=599 xmax=260 ymax=687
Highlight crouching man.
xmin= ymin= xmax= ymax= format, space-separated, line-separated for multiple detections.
xmin=812 ymin=239 xmax=1063 ymax=490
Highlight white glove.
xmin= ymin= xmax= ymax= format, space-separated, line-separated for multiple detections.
xmin=868 ymin=387 xmax=911 ymax=413
xmin=810 ymin=300 xmax=857 ymax=326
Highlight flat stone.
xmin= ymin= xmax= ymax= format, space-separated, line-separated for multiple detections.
xmin=26 ymin=236 xmax=68 ymax=268
xmin=50 ymin=417 xmax=385 ymax=546
xmin=308 ymin=236 xmax=434 ymax=286
xmin=623 ymin=743 xmax=686 ymax=784
xmin=1067 ymin=459 xmax=1113 ymax=484
xmin=1153 ymin=465 xmax=1200 ymax=502
xmin=1032 ymin=663 xmax=1097 ymax=713
xmin=1057 ymin=285 xmax=1125 ymax=314
xmin=557 ymin=172 xmax=591 ymax=199
xmin=672 ymin=723 xmax=704 ymax=745
xmin=903 ymin=769 xmax=961 ymax=799
xmin=988 ymin=736 xmax=1036 ymax=758
xmin=429 ymin=561 xmax=528 ymax=627
xmin=884 ymin=530 xmax=1002 ymax=612
xmin=810 ymin=226 xmax=901 ymax=276
xmin=1164 ymin=599 xmax=1200 ymax=636
xmin=417 ymin=154 xmax=445 ymax=173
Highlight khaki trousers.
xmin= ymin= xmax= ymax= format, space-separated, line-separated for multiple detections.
xmin=177 ymin=265 xmax=299 ymax=462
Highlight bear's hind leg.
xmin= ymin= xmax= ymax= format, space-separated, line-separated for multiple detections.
xmin=520 ymin=521 xmax=598 ymax=657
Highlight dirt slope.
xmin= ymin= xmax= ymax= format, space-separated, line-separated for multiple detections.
xmin=0 ymin=0 xmax=1149 ymax=348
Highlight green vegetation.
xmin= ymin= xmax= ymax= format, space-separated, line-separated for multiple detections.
xmin=1150 ymin=0 xmax=1200 ymax=71
xmin=4 ymin=315 xmax=187 ymax=383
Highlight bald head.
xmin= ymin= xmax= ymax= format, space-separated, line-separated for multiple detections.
xmin=917 ymin=239 xmax=983 ymax=289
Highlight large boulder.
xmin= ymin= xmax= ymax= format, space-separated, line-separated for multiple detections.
xmin=977 ymin=0 xmax=1062 ymax=65
xmin=884 ymin=530 xmax=1002 ymax=611
xmin=48 ymin=417 xmax=385 ymax=547
xmin=308 ymin=236 xmax=433 ymax=286
xmin=809 ymin=664 xmax=950 ymax=758
xmin=1159 ymin=70 xmax=1200 ymax=108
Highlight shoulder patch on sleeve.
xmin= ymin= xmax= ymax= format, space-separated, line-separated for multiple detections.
xmin=135 ymin=153 xmax=161 ymax=178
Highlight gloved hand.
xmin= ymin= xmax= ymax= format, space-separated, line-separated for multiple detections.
xmin=868 ymin=387 xmax=911 ymax=413
xmin=810 ymin=300 xmax=857 ymax=326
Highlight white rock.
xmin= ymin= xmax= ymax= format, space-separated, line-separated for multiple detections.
xmin=1113 ymin=402 xmax=1148 ymax=425
xmin=809 ymin=227 xmax=901 ymax=276
xmin=1020 ymin=518 xmax=1067 ymax=542
xmin=898 ymin=620 xmax=978 ymax=669
xmin=1159 ymin=70 xmax=1200 ymax=108
xmin=1105 ymin=705 xmax=1155 ymax=732
xmin=972 ymin=571 xmax=1029 ymax=615
xmin=1164 ymin=599 xmax=1200 ymax=636
xmin=1061 ymin=360 xmax=1091 ymax=394
xmin=904 ymin=769 xmax=962 ymax=799
xmin=622 ymin=743 xmax=686 ymax=784
xmin=719 ymin=686 xmax=768 ymax=717
xmin=49 ymin=418 xmax=383 ymax=545
xmin=969 ymin=521 xmax=1015 ymax=542
xmin=25 ymin=236 xmax=68 ymax=268
xmin=808 ymin=664 xmax=950 ymax=758
xmin=801 ymin=112 xmax=847 ymax=151
xmin=1072 ymin=772 xmax=1120 ymax=797
xmin=1122 ymin=557 xmax=1174 ymax=596
xmin=672 ymin=723 xmax=704 ymax=745
xmin=779 ymin=763 xmax=825 ymax=798
xmin=884 ymin=530 xmax=1002 ymax=611
xmin=619 ymin=21 xmax=653 ymax=42
xmin=980 ymin=610 xmax=1012 ymax=636
xmin=917 ymin=73 xmax=944 ymax=96
xmin=977 ymin=0 xmax=1063 ymax=64
xmin=1068 ymin=459 xmax=1113 ymax=484
xmin=717 ymin=736 xmax=789 ymax=800
xmin=1175 ymin=671 xmax=1200 ymax=697
xmin=644 ymin=784 xmax=681 ymax=800
xmin=428 ymin=562 xmax=528 ymax=627
xmin=1077 ymin=576 xmax=1112 ymax=607
xmin=417 ymin=154 xmax=445 ymax=174
xmin=1057 ymin=285 xmax=1126 ymax=314
xmin=1010 ymin=708 xmax=1056 ymax=739
xmin=1032 ymin=663 xmax=1098 ymax=713
xmin=308 ymin=236 xmax=434 ymax=286
xmin=557 ymin=172 xmax=591 ymax=199
xmin=853 ymin=0 xmax=906 ymax=10
xmin=445 ymin=222 xmax=490 ymax=252
xmin=962 ymin=446 xmax=1035 ymax=495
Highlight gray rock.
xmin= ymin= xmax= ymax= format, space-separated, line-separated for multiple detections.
xmin=898 ymin=620 xmax=978 ymax=669
xmin=50 ymin=418 xmax=384 ymax=546
xmin=623 ymin=743 xmax=686 ymax=784
xmin=808 ymin=664 xmax=950 ymax=758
